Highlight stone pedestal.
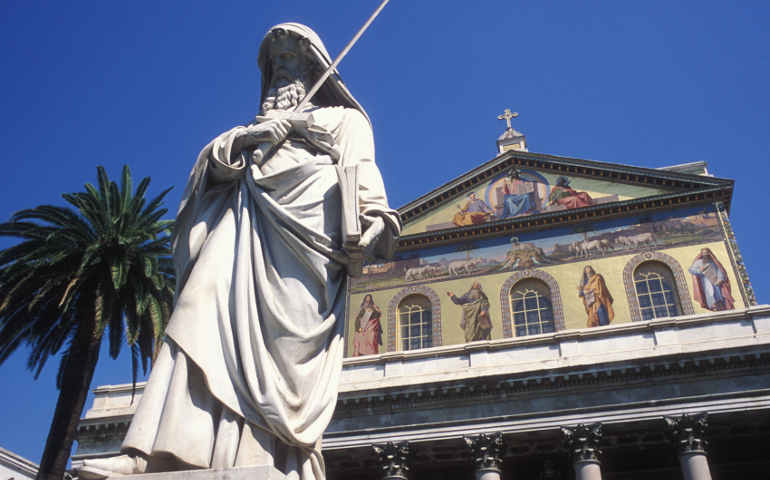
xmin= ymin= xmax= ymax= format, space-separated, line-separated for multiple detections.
xmin=464 ymin=433 xmax=504 ymax=480
xmin=562 ymin=423 xmax=603 ymax=480
xmin=76 ymin=465 xmax=286 ymax=480
xmin=665 ymin=413 xmax=713 ymax=480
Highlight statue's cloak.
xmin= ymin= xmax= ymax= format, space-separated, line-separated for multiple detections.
xmin=120 ymin=23 xmax=399 ymax=480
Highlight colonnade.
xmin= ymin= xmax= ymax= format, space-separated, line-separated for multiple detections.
xmin=372 ymin=413 xmax=713 ymax=480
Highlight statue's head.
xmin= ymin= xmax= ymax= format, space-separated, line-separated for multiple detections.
xmin=258 ymin=26 xmax=320 ymax=112
xmin=257 ymin=23 xmax=370 ymax=122
xmin=266 ymin=28 xmax=315 ymax=89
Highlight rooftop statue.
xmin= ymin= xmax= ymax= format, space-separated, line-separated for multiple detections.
xmin=77 ymin=22 xmax=400 ymax=480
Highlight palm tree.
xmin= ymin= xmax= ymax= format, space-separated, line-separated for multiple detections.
xmin=0 ymin=166 xmax=175 ymax=480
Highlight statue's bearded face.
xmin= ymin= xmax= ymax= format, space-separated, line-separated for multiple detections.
xmin=262 ymin=31 xmax=312 ymax=113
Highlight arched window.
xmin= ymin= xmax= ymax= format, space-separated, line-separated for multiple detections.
xmin=509 ymin=279 xmax=554 ymax=337
xmin=634 ymin=261 xmax=681 ymax=320
xmin=397 ymin=294 xmax=433 ymax=351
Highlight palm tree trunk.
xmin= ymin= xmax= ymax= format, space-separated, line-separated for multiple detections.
xmin=36 ymin=329 xmax=101 ymax=480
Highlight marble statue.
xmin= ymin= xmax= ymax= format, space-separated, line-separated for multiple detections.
xmin=77 ymin=23 xmax=400 ymax=480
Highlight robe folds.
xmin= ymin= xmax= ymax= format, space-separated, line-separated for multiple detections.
xmin=121 ymin=105 xmax=399 ymax=480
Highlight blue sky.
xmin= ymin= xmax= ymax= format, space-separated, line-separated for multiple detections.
xmin=1 ymin=0 xmax=769 ymax=465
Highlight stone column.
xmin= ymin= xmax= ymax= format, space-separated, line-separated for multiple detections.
xmin=562 ymin=423 xmax=603 ymax=480
xmin=373 ymin=441 xmax=411 ymax=480
xmin=664 ymin=413 xmax=712 ymax=480
xmin=464 ymin=432 xmax=505 ymax=480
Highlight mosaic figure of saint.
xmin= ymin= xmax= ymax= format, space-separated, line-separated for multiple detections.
xmin=447 ymin=281 xmax=492 ymax=342
xmin=549 ymin=176 xmax=594 ymax=209
xmin=689 ymin=248 xmax=735 ymax=311
xmin=500 ymin=171 xmax=537 ymax=218
xmin=453 ymin=192 xmax=495 ymax=226
xmin=578 ymin=265 xmax=614 ymax=327
xmin=352 ymin=294 xmax=382 ymax=356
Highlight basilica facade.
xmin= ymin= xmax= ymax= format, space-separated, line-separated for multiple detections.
xmin=75 ymin=123 xmax=769 ymax=480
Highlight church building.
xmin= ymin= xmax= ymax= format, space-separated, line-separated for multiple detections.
xmin=75 ymin=114 xmax=770 ymax=480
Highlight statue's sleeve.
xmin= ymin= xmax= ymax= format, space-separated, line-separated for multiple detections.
xmin=172 ymin=126 xmax=248 ymax=293
xmin=335 ymin=109 xmax=402 ymax=258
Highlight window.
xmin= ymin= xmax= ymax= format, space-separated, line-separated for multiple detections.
xmin=510 ymin=279 xmax=554 ymax=337
xmin=397 ymin=294 xmax=432 ymax=351
xmin=634 ymin=262 xmax=681 ymax=320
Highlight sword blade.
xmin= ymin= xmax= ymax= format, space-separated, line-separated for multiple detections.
xmin=295 ymin=0 xmax=390 ymax=111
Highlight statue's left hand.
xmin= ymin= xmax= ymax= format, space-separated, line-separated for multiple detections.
xmin=358 ymin=216 xmax=385 ymax=251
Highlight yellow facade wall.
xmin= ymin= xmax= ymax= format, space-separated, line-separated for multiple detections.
xmin=346 ymin=240 xmax=744 ymax=357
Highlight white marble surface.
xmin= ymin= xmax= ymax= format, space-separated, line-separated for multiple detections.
xmin=72 ymin=465 xmax=285 ymax=480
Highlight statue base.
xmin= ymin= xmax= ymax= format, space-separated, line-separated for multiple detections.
xmin=76 ymin=465 xmax=286 ymax=480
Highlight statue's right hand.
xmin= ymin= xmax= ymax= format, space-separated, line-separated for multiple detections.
xmin=232 ymin=119 xmax=292 ymax=155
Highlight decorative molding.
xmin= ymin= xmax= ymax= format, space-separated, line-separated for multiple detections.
xmin=562 ymin=423 xmax=603 ymax=465
xmin=715 ymin=201 xmax=757 ymax=307
xmin=664 ymin=412 xmax=709 ymax=455
xmin=335 ymin=345 xmax=770 ymax=415
xmin=464 ymin=432 xmax=505 ymax=473
xmin=622 ymin=251 xmax=695 ymax=322
xmin=372 ymin=441 xmax=411 ymax=480
xmin=0 ymin=447 xmax=38 ymax=478
xmin=499 ymin=270 xmax=565 ymax=337
xmin=387 ymin=285 xmax=442 ymax=352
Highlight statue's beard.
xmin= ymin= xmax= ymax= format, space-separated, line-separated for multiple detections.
xmin=262 ymin=79 xmax=307 ymax=113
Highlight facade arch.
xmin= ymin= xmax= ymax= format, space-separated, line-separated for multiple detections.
xmin=387 ymin=285 xmax=442 ymax=351
xmin=623 ymin=251 xmax=694 ymax=322
xmin=500 ymin=270 xmax=565 ymax=337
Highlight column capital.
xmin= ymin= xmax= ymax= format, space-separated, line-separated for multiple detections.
xmin=664 ymin=412 xmax=709 ymax=454
xmin=373 ymin=441 xmax=411 ymax=480
xmin=464 ymin=432 xmax=505 ymax=472
xmin=562 ymin=423 xmax=603 ymax=464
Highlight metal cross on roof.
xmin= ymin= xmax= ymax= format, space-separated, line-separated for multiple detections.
xmin=497 ymin=108 xmax=519 ymax=129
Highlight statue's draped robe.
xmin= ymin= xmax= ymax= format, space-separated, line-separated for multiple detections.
xmin=121 ymin=106 xmax=398 ymax=480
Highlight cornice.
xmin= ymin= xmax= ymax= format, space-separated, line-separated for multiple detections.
xmin=325 ymin=386 xmax=770 ymax=450
xmin=0 ymin=447 xmax=38 ymax=477
xmin=398 ymin=150 xmax=733 ymax=228
xmin=335 ymin=346 xmax=770 ymax=413
xmin=76 ymin=415 xmax=133 ymax=434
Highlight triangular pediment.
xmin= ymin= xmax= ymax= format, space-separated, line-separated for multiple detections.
xmin=398 ymin=150 xmax=732 ymax=240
